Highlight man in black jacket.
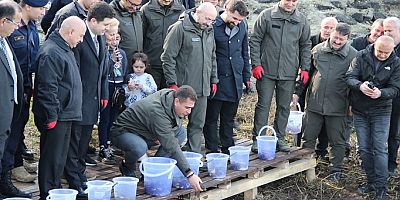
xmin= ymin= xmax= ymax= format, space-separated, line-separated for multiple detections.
xmin=383 ymin=17 xmax=400 ymax=178
xmin=63 ymin=2 xmax=114 ymax=197
xmin=33 ymin=16 xmax=86 ymax=200
xmin=351 ymin=18 xmax=384 ymax=51
xmin=346 ymin=36 xmax=400 ymax=200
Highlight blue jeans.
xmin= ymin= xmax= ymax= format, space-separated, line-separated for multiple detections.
xmin=353 ymin=113 xmax=390 ymax=189
xmin=111 ymin=127 xmax=187 ymax=170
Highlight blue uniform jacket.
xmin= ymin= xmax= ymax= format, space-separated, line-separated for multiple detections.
xmin=8 ymin=20 xmax=39 ymax=89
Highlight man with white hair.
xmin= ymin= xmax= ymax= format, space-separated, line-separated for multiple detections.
xmin=33 ymin=16 xmax=86 ymax=199
xmin=383 ymin=17 xmax=400 ymax=178
xmin=161 ymin=2 xmax=218 ymax=153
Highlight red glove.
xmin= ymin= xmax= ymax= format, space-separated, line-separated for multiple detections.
xmin=47 ymin=120 xmax=57 ymax=129
xmin=101 ymin=99 xmax=108 ymax=108
xmin=169 ymin=84 xmax=179 ymax=90
xmin=252 ymin=66 xmax=264 ymax=80
xmin=300 ymin=70 xmax=309 ymax=85
xmin=211 ymin=83 xmax=217 ymax=94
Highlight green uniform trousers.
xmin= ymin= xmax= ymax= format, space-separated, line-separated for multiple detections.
xmin=302 ymin=110 xmax=347 ymax=172
xmin=187 ymin=96 xmax=207 ymax=153
xmin=252 ymin=77 xmax=295 ymax=140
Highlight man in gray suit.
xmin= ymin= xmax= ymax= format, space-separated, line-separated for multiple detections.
xmin=0 ymin=1 xmax=30 ymax=198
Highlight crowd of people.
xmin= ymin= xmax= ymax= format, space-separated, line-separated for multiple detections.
xmin=0 ymin=0 xmax=399 ymax=200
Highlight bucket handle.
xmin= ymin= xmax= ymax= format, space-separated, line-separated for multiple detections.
xmin=258 ymin=125 xmax=277 ymax=141
xmin=139 ymin=162 xmax=176 ymax=177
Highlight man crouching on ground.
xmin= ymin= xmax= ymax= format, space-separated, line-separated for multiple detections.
xmin=110 ymin=85 xmax=203 ymax=191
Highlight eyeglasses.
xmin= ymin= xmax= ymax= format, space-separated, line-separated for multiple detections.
xmin=5 ymin=18 xmax=19 ymax=26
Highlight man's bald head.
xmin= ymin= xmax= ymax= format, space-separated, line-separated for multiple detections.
xmin=59 ymin=16 xmax=86 ymax=48
xmin=194 ymin=2 xmax=217 ymax=29
xmin=374 ymin=35 xmax=395 ymax=61
xmin=320 ymin=17 xmax=338 ymax=41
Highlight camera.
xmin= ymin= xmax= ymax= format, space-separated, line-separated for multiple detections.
xmin=367 ymin=82 xmax=375 ymax=89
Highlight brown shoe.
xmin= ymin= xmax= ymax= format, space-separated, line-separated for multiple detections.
xmin=11 ymin=166 xmax=36 ymax=183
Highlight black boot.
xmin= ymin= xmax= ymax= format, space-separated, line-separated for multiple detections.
xmin=0 ymin=170 xmax=31 ymax=198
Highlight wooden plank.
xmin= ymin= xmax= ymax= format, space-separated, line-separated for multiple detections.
xmin=197 ymin=157 xmax=316 ymax=200
xmin=243 ymin=187 xmax=257 ymax=200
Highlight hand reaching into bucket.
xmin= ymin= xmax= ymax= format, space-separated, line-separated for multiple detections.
xmin=188 ymin=174 xmax=203 ymax=192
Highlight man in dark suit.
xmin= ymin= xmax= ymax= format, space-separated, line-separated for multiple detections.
xmin=33 ymin=16 xmax=86 ymax=200
xmin=63 ymin=2 xmax=114 ymax=197
xmin=0 ymin=1 xmax=30 ymax=198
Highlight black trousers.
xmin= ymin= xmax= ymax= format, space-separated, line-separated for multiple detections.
xmin=388 ymin=97 xmax=400 ymax=172
xmin=2 ymin=90 xmax=32 ymax=171
xmin=35 ymin=118 xmax=72 ymax=199
xmin=64 ymin=123 xmax=93 ymax=189
xmin=204 ymin=99 xmax=239 ymax=153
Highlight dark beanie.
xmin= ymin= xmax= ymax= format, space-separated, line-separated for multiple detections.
xmin=24 ymin=0 xmax=49 ymax=7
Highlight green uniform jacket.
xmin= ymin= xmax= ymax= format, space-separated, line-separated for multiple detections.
xmin=110 ymin=0 xmax=143 ymax=65
xmin=141 ymin=0 xmax=185 ymax=67
xmin=110 ymin=89 xmax=191 ymax=173
xmin=306 ymin=41 xmax=357 ymax=116
xmin=161 ymin=11 xmax=218 ymax=96
xmin=249 ymin=4 xmax=311 ymax=80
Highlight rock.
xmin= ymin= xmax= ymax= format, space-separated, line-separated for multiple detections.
xmin=351 ymin=13 xmax=365 ymax=23
xmin=315 ymin=4 xmax=334 ymax=11
xmin=257 ymin=0 xmax=278 ymax=3
xmin=330 ymin=0 xmax=343 ymax=9
xmin=335 ymin=14 xmax=357 ymax=25
xmin=372 ymin=12 xmax=387 ymax=21
xmin=369 ymin=2 xmax=381 ymax=10
xmin=350 ymin=1 xmax=371 ymax=9
xmin=383 ymin=0 xmax=400 ymax=5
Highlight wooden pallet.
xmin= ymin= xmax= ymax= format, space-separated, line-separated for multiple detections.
xmin=136 ymin=139 xmax=316 ymax=200
xmin=16 ymin=138 xmax=316 ymax=200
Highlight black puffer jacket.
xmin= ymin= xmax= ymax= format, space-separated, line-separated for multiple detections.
xmin=33 ymin=31 xmax=83 ymax=123
xmin=346 ymin=44 xmax=400 ymax=116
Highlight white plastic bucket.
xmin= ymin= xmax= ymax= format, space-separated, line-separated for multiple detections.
xmin=256 ymin=126 xmax=278 ymax=160
xmin=86 ymin=180 xmax=113 ymax=200
xmin=46 ymin=189 xmax=78 ymax=200
xmin=113 ymin=176 xmax=139 ymax=200
xmin=286 ymin=103 xmax=304 ymax=134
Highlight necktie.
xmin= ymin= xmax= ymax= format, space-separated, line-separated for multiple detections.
xmin=93 ymin=36 xmax=99 ymax=56
xmin=0 ymin=38 xmax=10 ymax=65
xmin=0 ymin=38 xmax=18 ymax=104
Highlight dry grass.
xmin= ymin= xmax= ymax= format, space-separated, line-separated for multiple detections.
xmin=232 ymin=92 xmax=400 ymax=200
xmin=24 ymin=91 xmax=400 ymax=199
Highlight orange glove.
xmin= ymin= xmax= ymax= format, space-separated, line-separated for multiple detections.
xmin=252 ymin=65 xmax=264 ymax=80
xmin=169 ymin=84 xmax=179 ymax=90
xmin=47 ymin=120 xmax=57 ymax=129
xmin=101 ymin=99 xmax=108 ymax=108
xmin=300 ymin=70 xmax=309 ymax=85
